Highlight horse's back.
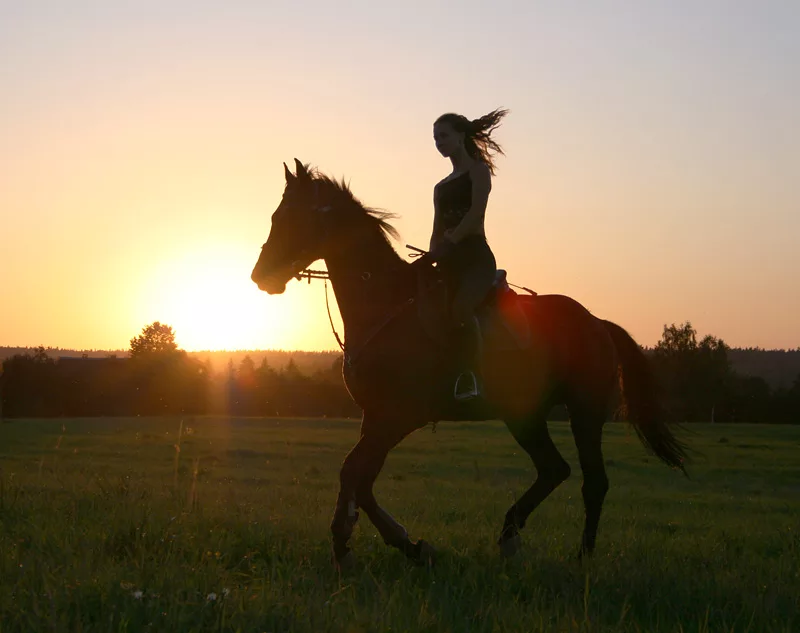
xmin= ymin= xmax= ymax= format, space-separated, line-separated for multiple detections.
xmin=520 ymin=293 xmax=606 ymax=332
xmin=517 ymin=293 xmax=618 ymax=396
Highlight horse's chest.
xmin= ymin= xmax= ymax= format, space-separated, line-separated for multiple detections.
xmin=343 ymin=349 xmax=438 ymax=411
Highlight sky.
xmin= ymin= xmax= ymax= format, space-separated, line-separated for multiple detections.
xmin=1 ymin=1 xmax=798 ymax=352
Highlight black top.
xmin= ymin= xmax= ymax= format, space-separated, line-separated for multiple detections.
xmin=435 ymin=171 xmax=472 ymax=230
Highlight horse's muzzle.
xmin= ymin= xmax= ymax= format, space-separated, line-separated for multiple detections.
xmin=252 ymin=274 xmax=287 ymax=295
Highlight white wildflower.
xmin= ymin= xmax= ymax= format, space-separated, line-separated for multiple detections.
xmin=207 ymin=592 xmax=217 ymax=601
xmin=132 ymin=590 xmax=143 ymax=600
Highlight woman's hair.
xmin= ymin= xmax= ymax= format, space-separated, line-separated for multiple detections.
xmin=435 ymin=108 xmax=508 ymax=174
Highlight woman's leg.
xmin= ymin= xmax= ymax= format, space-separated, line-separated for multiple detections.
xmin=449 ymin=240 xmax=496 ymax=397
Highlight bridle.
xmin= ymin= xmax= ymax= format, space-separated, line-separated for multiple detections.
xmin=260 ymin=180 xmax=423 ymax=367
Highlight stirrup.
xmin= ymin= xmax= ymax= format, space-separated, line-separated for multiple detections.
xmin=454 ymin=372 xmax=479 ymax=401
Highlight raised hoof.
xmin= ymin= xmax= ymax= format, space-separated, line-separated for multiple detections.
xmin=410 ymin=539 xmax=437 ymax=567
xmin=499 ymin=534 xmax=521 ymax=558
xmin=333 ymin=549 xmax=356 ymax=570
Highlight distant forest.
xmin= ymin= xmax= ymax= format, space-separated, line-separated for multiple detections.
xmin=2 ymin=346 xmax=799 ymax=389
xmin=0 ymin=347 xmax=341 ymax=377
xmin=1 ymin=321 xmax=799 ymax=423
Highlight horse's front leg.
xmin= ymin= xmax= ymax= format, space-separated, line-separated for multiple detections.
xmin=330 ymin=442 xmax=364 ymax=567
xmin=330 ymin=418 xmax=433 ymax=566
xmin=330 ymin=492 xmax=358 ymax=566
xmin=360 ymin=488 xmax=436 ymax=566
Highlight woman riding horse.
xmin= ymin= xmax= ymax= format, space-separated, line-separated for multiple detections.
xmin=425 ymin=108 xmax=508 ymax=400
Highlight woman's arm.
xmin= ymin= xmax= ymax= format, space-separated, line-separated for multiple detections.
xmin=429 ymin=187 xmax=444 ymax=251
xmin=445 ymin=162 xmax=491 ymax=243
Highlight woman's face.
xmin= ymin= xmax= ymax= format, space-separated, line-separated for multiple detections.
xmin=433 ymin=121 xmax=464 ymax=158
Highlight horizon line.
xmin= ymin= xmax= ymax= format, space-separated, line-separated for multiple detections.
xmin=1 ymin=344 xmax=798 ymax=354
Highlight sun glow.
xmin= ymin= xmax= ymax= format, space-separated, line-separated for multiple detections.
xmin=142 ymin=244 xmax=294 ymax=352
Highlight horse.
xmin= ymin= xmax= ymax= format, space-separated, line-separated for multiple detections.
xmin=251 ymin=159 xmax=687 ymax=567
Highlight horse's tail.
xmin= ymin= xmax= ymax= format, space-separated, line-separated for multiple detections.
xmin=602 ymin=319 xmax=688 ymax=474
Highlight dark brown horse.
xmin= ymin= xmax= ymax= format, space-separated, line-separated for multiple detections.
xmin=251 ymin=159 xmax=686 ymax=567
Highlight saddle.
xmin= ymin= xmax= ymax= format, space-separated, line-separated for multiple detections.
xmin=416 ymin=267 xmax=533 ymax=352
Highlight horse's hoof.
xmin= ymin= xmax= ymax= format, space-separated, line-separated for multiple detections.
xmin=414 ymin=539 xmax=437 ymax=567
xmin=499 ymin=534 xmax=521 ymax=558
xmin=333 ymin=550 xmax=355 ymax=570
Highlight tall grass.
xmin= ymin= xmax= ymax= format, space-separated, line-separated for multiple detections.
xmin=0 ymin=417 xmax=798 ymax=632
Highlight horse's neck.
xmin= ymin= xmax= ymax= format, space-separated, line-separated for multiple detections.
xmin=324 ymin=224 xmax=407 ymax=340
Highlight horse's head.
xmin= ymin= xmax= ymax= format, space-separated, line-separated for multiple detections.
xmin=252 ymin=159 xmax=400 ymax=294
xmin=251 ymin=159 xmax=338 ymax=294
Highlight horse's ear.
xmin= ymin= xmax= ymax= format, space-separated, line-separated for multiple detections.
xmin=283 ymin=162 xmax=295 ymax=184
xmin=294 ymin=158 xmax=309 ymax=181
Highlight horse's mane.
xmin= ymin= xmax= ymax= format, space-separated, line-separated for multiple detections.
xmin=306 ymin=166 xmax=400 ymax=243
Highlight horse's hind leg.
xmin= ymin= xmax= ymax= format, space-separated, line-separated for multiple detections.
xmin=569 ymin=408 xmax=608 ymax=558
xmin=498 ymin=410 xmax=571 ymax=556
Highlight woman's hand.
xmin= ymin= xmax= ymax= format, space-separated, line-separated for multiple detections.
xmin=428 ymin=238 xmax=455 ymax=263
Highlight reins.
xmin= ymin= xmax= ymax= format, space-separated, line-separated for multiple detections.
xmin=293 ymin=269 xmax=346 ymax=353
xmin=295 ymin=243 xmax=536 ymax=365
xmin=295 ymin=266 xmax=407 ymax=366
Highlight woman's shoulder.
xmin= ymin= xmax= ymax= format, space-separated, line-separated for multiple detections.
xmin=469 ymin=161 xmax=492 ymax=189
xmin=469 ymin=160 xmax=491 ymax=179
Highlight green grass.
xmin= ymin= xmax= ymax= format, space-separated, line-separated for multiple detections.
xmin=0 ymin=417 xmax=798 ymax=632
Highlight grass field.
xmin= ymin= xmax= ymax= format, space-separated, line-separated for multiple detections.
xmin=0 ymin=417 xmax=798 ymax=632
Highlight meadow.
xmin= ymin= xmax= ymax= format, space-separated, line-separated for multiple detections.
xmin=0 ymin=416 xmax=798 ymax=632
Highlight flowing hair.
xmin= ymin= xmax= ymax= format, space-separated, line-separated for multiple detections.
xmin=435 ymin=108 xmax=509 ymax=174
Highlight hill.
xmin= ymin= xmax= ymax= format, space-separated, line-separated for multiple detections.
xmin=727 ymin=348 xmax=800 ymax=390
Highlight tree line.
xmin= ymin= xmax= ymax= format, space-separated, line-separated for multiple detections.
xmin=0 ymin=323 xmax=359 ymax=419
xmin=1 ymin=321 xmax=798 ymax=423
xmin=649 ymin=322 xmax=799 ymax=424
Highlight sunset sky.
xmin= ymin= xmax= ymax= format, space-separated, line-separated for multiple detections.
xmin=2 ymin=1 xmax=798 ymax=352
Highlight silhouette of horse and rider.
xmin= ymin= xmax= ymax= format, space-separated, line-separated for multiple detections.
xmin=251 ymin=110 xmax=686 ymax=567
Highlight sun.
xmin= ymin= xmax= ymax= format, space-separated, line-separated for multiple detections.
xmin=144 ymin=245 xmax=292 ymax=351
